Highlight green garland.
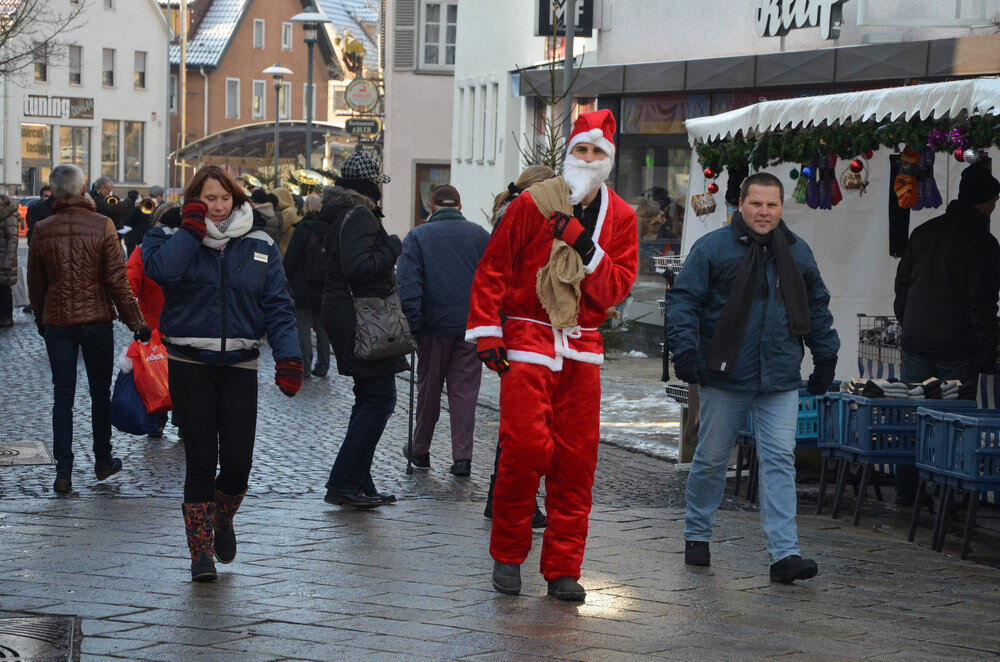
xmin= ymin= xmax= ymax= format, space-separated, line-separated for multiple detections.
xmin=694 ymin=115 xmax=1000 ymax=174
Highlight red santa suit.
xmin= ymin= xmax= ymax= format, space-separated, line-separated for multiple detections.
xmin=466 ymin=113 xmax=637 ymax=581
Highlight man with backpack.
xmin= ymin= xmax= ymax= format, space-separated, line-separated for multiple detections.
xmin=397 ymin=185 xmax=490 ymax=476
xmin=282 ymin=193 xmax=332 ymax=377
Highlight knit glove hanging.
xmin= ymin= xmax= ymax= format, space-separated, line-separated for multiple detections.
xmin=893 ymin=147 xmax=920 ymax=209
xmin=792 ymin=165 xmax=809 ymax=204
xmin=274 ymin=359 xmax=303 ymax=397
xmin=914 ymin=148 xmax=943 ymax=211
xmin=827 ymin=154 xmax=843 ymax=207
xmin=806 ymin=156 xmax=822 ymax=209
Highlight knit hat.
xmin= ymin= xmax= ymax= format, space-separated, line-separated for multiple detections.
xmin=126 ymin=189 xmax=139 ymax=201
xmin=153 ymin=201 xmax=181 ymax=228
xmin=340 ymin=151 xmax=390 ymax=183
xmin=430 ymin=184 xmax=460 ymax=207
xmin=148 ymin=185 xmax=164 ymax=198
xmin=566 ymin=109 xmax=617 ymax=161
xmin=958 ymin=164 xmax=1000 ymax=205
xmin=250 ymin=188 xmax=271 ymax=204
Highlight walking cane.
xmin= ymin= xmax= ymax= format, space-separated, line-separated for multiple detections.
xmin=405 ymin=349 xmax=416 ymax=475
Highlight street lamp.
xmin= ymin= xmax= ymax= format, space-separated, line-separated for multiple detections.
xmin=290 ymin=5 xmax=331 ymax=170
xmin=262 ymin=62 xmax=293 ymax=188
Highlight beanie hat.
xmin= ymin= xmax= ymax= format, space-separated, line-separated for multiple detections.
xmin=126 ymin=189 xmax=139 ymax=201
xmin=958 ymin=164 xmax=1000 ymax=205
xmin=250 ymin=188 xmax=270 ymax=204
xmin=430 ymin=184 xmax=460 ymax=207
xmin=340 ymin=151 xmax=390 ymax=183
xmin=153 ymin=201 xmax=181 ymax=228
xmin=566 ymin=109 xmax=617 ymax=161
xmin=148 ymin=185 xmax=164 ymax=198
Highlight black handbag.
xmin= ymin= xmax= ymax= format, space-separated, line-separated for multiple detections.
xmin=339 ymin=207 xmax=416 ymax=362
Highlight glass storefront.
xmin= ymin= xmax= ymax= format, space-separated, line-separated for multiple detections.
xmin=21 ymin=123 xmax=52 ymax=195
xmin=123 ymin=121 xmax=143 ymax=182
xmin=101 ymin=120 xmax=119 ymax=178
xmin=59 ymin=126 xmax=91 ymax=174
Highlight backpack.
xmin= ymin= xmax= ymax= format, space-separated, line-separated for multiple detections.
xmin=302 ymin=224 xmax=328 ymax=286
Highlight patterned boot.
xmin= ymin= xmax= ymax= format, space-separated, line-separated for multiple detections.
xmin=182 ymin=502 xmax=217 ymax=582
xmin=212 ymin=489 xmax=245 ymax=564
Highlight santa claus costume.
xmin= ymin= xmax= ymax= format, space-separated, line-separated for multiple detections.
xmin=466 ymin=109 xmax=637 ymax=601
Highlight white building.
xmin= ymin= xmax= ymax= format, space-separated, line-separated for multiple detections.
xmin=0 ymin=0 xmax=171 ymax=196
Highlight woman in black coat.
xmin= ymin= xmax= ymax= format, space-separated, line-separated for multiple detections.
xmin=320 ymin=153 xmax=407 ymax=508
xmin=282 ymin=193 xmax=331 ymax=377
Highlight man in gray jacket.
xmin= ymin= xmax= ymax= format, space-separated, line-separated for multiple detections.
xmin=397 ymin=185 xmax=490 ymax=476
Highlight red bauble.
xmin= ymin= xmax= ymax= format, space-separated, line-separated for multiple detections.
xmin=707 ymin=182 xmax=719 ymax=194
xmin=955 ymin=148 xmax=966 ymax=162
xmin=703 ymin=167 xmax=716 ymax=179
xmin=864 ymin=150 xmax=874 ymax=160
xmin=849 ymin=159 xmax=864 ymax=174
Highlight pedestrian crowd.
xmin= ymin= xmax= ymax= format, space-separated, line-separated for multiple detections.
xmin=8 ymin=107 xmax=999 ymax=603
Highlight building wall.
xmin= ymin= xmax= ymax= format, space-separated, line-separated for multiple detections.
xmin=1 ymin=0 xmax=170 ymax=194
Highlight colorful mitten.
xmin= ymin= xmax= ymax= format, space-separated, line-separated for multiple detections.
xmin=893 ymin=147 xmax=920 ymax=209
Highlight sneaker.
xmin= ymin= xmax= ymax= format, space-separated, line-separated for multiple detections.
xmin=449 ymin=459 xmax=471 ymax=477
xmin=53 ymin=477 xmax=72 ymax=494
xmin=547 ymin=576 xmax=586 ymax=602
xmin=94 ymin=457 xmax=122 ymax=481
xmin=769 ymin=555 xmax=818 ymax=583
xmin=491 ymin=561 xmax=521 ymax=595
xmin=402 ymin=445 xmax=430 ymax=470
xmin=685 ymin=540 xmax=710 ymax=567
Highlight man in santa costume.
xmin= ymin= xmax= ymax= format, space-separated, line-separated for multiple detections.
xmin=466 ymin=109 xmax=637 ymax=601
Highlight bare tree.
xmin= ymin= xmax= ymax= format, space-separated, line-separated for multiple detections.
xmin=0 ymin=0 xmax=87 ymax=79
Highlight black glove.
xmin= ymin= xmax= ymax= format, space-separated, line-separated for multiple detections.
xmin=134 ymin=326 xmax=152 ymax=343
xmin=385 ymin=234 xmax=403 ymax=258
xmin=672 ymin=350 xmax=704 ymax=385
xmin=807 ymin=357 xmax=837 ymax=395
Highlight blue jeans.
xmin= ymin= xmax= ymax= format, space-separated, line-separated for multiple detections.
xmin=685 ymin=386 xmax=800 ymax=564
xmin=326 ymin=374 xmax=396 ymax=494
xmin=43 ymin=321 xmax=115 ymax=478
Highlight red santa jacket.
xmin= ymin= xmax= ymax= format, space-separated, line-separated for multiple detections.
xmin=466 ymin=183 xmax=638 ymax=371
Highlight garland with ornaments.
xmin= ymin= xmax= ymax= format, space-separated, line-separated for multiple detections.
xmin=693 ymin=115 xmax=999 ymax=214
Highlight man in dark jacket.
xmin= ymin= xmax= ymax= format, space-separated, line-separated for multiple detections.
xmin=124 ymin=185 xmax=164 ymax=257
xmin=89 ymin=176 xmax=137 ymax=230
xmin=397 ymin=185 xmax=490 ymax=476
xmin=892 ymin=163 xmax=1000 ymax=503
xmin=25 ymin=185 xmax=53 ymax=245
xmin=282 ymin=193 xmax=331 ymax=377
xmin=666 ymin=172 xmax=840 ymax=583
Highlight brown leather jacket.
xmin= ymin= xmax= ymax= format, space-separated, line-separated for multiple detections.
xmin=27 ymin=196 xmax=145 ymax=331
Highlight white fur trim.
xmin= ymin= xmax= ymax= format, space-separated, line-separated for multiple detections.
xmin=507 ymin=349 xmax=564 ymax=371
xmin=561 ymin=347 xmax=605 ymax=365
xmin=566 ymin=131 xmax=615 ymax=160
xmin=465 ymin=325 xmax=503 ymax=342
xmin=584 ymin=244 xmax=605 ymax=274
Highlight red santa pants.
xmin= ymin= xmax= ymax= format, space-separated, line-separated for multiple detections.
xmin=490 ymin=359 xmax=601 ymax=581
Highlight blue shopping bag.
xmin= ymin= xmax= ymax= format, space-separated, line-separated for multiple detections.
xmin=109 ymin=370 xmax=159 ymax=435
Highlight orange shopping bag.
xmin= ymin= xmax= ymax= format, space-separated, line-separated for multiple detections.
xmin=127 ymin=330 xmax=172 ymax=414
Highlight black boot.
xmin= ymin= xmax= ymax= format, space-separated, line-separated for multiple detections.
xmin=212 ymin=489 xmax=244 ymax=564
xmin=531 ymin=501 xmax=547 ymax=529
xmin=182 ymin=502 xmax=217 ymax=582
xmin=491 ymin=561 xmax=521 ymax=595
xmin=547 ymin=576 xmax=586 ymax=602
xmin=685 ymin=540 xmax=710 ymax=566
xmin=769 ymin=555 xmax=818 ymax=583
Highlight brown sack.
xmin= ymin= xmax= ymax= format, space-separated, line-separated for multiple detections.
xmin=528 ymin=176 xmax=584 ymax=329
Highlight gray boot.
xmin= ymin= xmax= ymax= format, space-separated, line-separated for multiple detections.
xmin=491 ymin=561 xmax=521 ymax=595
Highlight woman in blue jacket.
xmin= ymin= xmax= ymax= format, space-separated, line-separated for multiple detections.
xmin=143 ymin=166 xmax=302 ymax=582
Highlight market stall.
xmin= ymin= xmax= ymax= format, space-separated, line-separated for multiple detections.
xmin=679 ymin=77 xmax=1000 ymax=406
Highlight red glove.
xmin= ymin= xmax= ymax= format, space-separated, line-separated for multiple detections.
xmin=476 ymin=337 xmax=510 ymax=376
xmin=275 ymin=359 xmax=303 ymax=397
xmin=548 ymin=212 xmax=586 ymax=245
xmin=181 ymin=199 xmax=208 ymax=241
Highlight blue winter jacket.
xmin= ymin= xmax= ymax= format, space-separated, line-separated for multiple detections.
xmin=142 ymin=206 xmax=300 ymax=366
xmin=397 ymin=207 xmax=490 ymax=337
xmin=665 ymin=221 xmax=840 ymax=393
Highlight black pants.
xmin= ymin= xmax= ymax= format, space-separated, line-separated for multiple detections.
xmin=168 ymin=359 xmax=258 ymax=503
xmin=326 ymin=373 xmax=396 ymax=494
xmin=0 ymin=284 xmax=12 ymax=322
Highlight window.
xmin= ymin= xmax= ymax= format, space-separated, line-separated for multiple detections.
xmin=133 ymin=51 xmax=146 ymax=89
xmin=278 ymin=81 xmax=291 ymax=119
xmin=455 ymin=87 xmax=464 ymax=161
xmin=477 ymin=85 xmax=487 ymax=162
xmin=252 ymin=80 xmax=266 ymax=119
xmin=101 ymin=120 xmax=119 ymax=178
xmin=489 ymin=82 xmax=499 ymax=162
xmin=33 ymin=42 xmax=47 ymax=82
xmin=420 ymin=2 xmax=456 ymax=68
xmin=123 ymin=121 xmax=144 ymax=181
xmin=414 ymin=164 xmax=450 ymax=226
xmin=302 ymin=83 xmax=316 ymax=120
xmin=68 ymin=45 xmax=81 ymax=84
xmin=102 ymin=48 xmax=115 ymax=87
xmin=282 ymin=22 xmax=293 ymax=51
xmin=59 ymin=126 xmax=91 ymax=174
xmin=225 ymin=78 xmax=240 ymax=119
xmin=465 ymin=86 xmax=474 ymax=161
xmin=332 ymin=85 xmax=346 ymax=114
xmin=253 ymin=19 xmax=265 ymax=49
xmin=169 ymin=75 xmax=178 ymax=114
xmin=104 ymin=0 xmax=114 ymax=8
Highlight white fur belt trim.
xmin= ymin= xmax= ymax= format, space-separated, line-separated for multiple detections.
xmin=506 ymin=316 xmax=604 ymax=369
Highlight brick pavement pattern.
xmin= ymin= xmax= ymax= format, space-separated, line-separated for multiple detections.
xmin=2 ymin=315 xmax=1000 ymax=660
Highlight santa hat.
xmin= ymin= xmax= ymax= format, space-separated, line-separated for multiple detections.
xmin=565 ymin=109 xmax=616 ymax=161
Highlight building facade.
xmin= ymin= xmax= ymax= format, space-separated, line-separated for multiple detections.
xmin=1 ymin=0 xmax=171 ymax=196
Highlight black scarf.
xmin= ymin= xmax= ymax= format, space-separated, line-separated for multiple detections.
xmin=336 ymin=178 xmax=384 ymax=218
xmin=704 ymin=212 xmax=811 ymax=374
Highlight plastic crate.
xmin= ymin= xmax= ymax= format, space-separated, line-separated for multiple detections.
xmin=740 ymin=385 xmax=838 ymax=449
xmin=840 ymin=396 xmax=977 ymax=463
xmin=818 ymin=392 xmax=848 ymax=450
xmin=916 ymin=409 xmax=1000 ymax=489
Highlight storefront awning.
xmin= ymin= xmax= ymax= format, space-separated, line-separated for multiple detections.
xmin=684 ymin=77 xmax=1000 ymax=145
xmin=171 ymin=120 xmax=351 ymax=162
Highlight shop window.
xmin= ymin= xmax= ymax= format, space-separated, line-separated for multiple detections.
xmin=620 ymin=94 xmax=709 ymax=135
xmin=102 ymin=48 xmax=115 ymax=87
xmin=225 ymin=78 xmax=240 ymax=119
xmin=21 ymin=124 xmax=53 ymax=196
xmin=302 ymin=83 xmax=316 ymax=119
xmin=134 ymin=51 xmax=146 ymax=89
xmin=413 ymin=164 xmax=450 ymax=227
xmin=33 ymin=42 xmax=47 ymax=82
xmin=253 ymin=19 xmax=265 ymax=49
xmin=252 ymin=80 xmax=266 ymax=120
xmin=123 ymin=121 xmax=144 ymax=182
xmin=282 ymin=22 xmax=293 ymax=51
xmin=278 ymin=81 xmax=291 ymax=119
xmin=101 ymin=120 xmax=119 ymax=179
xmin=169 ymin=75 xmax=178 ymax=114
xmin=59 ymin=126 xmax=91 ymax=175
xmin=420 ymin=1 xmax=456 ymax=69
xmin=68 ymin=45 xmax=81 ymax=85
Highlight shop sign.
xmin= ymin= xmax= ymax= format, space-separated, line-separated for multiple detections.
xmin=345 ymin=118 xmax=381 ymax=135
xmin=344 ymin=78 xmax=379 ymax=113
xmin=21 ymin=124 xmax=52 ymax=159
xmin=535 ymin=0 xmax=593 ymax=37
xmin=23 ymin=95 xmax=94 ymax=120
xmin=756 ymin=0 xmax=846 ymax=40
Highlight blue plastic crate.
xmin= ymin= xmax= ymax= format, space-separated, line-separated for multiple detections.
xmin=818 ymin=392 xmax=848 ymax=451
xmin=916 ymin=409 xmax=1000 ymax=490
xmin=739 ymin=385 xmax=837 ymax=450
xmin=840 ymin=396 xmax=977 ymax=463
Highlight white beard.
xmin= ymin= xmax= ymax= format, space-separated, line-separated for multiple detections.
xmin=563 ymin=153 xmax=613 ymax=205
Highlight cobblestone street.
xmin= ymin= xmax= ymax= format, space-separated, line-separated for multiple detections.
xmin=3 ymin=315 xmax=1000 ymax=660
